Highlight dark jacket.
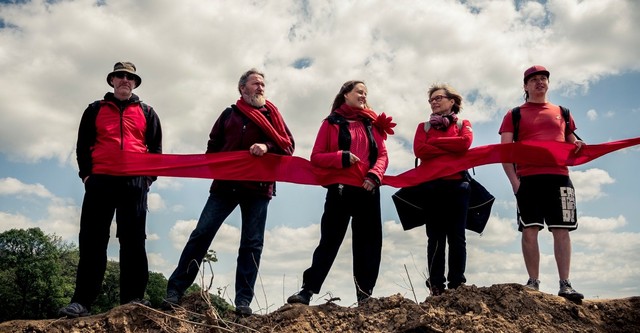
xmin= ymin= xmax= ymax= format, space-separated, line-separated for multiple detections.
xmin=207 ymin=104 xmax=295 ymax=199
xmin=76 ymin=92 xmax=163 ymax=181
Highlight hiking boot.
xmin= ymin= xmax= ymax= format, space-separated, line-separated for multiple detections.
xmin=524 ymin=278 xmax=540 ymax=291
xmin=59 ymin=302 xmax=89 ymax=318
xmin=287 ymin=289 xmax=313 ymax=305
xmin=161 ymin=290 xmax=181 ymax=310
xmin=235 ymin=304 xmax=253 ymax=316
xmin=129 ymin=298 xmax=152 ymax=307
xmin=558 ymin=280 xmax=584 ymax=301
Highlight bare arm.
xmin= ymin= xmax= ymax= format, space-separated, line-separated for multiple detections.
xmin=500 ymin=132 xmax=520 ymax=194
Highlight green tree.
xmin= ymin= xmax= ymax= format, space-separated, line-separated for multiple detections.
xmin=0 ymin=228 xmax=73 ymax=321
xmin=92 ymin=260 xmax=121 ymax=313
xmin=146 ymin=271 xmax=167 ymax=307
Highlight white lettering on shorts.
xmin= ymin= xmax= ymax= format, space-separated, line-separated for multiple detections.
xmin=560 ymin=186 xmax=575 ymax=222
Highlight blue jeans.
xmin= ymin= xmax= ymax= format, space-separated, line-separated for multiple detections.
xmin=167 ymin=192 xmax=269 ymax=306
xmin=425 ymin=179 xmax=470 ymax=290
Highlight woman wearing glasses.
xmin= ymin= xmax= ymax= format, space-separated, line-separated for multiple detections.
xmin=414 ymin=83 xmax=473 ymax=296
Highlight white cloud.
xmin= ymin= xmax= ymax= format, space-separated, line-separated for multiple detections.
xmin=577 ymin=215 xmax=627 ymax=233
xmin=0 ymin=177 xmax=53 ymax=198
xmin=570 ymin=168 xmax=615 ymax=201
xmin=147 ymin=192 xmax=165 ymax=212
xmin=0 ymin=211 xmax=36 ymax=231
xmin=1 ymin=0 xmax=638 ymax=163
xmin=586 ymin=109 xmax=598 ymax=121
xmin=169 ymin=220 xmax=198 ymax=251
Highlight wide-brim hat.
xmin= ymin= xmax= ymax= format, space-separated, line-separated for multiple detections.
xmin=523 ymin=65 xmax=550 ymax=84
xmin=107 ymin=61 xmax=142 ymax=88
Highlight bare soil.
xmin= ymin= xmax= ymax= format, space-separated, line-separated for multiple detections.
xmin=1 ymin=283 xmax=639 ymax=333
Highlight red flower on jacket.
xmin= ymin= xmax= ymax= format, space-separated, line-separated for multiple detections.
xmin=373 ymin=112 xmax=396 ymax=140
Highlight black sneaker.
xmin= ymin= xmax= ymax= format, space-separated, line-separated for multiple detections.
xmin=524 ymin=278 xmax=540 ymax=291
xmin=426 ymin=279 xmax=445 ymax=297
xmin=161 ymin=290 xmax=181 ymax=310
xmin=59 ymin=302 xmax=89 ymax=318
xmin=558 ymin=280 xmax=584 ymax=301
xmin=356 ymin=290 xmax=371 ymax=305
xmin=287 ymin=289 xmax=312 ymax=305
xmin=235 ymin=304 xmax=253 ymax=316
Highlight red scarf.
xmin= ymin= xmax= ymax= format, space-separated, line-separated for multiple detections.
xmin=334 ymin=104 xmax=396 ymax=140
xmin=235 ymin=98 xmax=293 ymax=151
xmin=334 ymin=103 xmax=377 ymax=121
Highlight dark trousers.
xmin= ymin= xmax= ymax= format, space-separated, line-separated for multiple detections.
xmin=425 ymin=179 xmax=470 ymax=290
xmin=167 ymin=192 xmax=269 ymax=306
xmin=302 ymin=184 xmax=382 ymax=298
xmin=72 ymin=175 xmax=149 ymax=308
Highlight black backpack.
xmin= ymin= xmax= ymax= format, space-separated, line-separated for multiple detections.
xmin=511 ymin=106 xmax=581 ymax=142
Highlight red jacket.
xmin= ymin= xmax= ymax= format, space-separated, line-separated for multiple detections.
xmin=413 ymin=119 xmax=473 ymax=180
xmin=76 ymin=92 xmax=162 ymax=180
xmin=311 ymin=114 xmax=388 ymax=184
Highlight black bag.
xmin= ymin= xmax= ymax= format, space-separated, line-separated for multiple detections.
xmin=465 ymin=177 xmax=495 ymax=234
xmin=392 ymin=184 xmax=430 ymax=231
xmin=392 ymin=174 xmax=495 ymax=234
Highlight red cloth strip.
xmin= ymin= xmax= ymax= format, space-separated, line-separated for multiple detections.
xmin=92 ymin=137 xmax=640 ymax=188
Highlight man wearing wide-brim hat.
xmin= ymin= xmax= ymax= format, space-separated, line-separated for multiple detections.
xmin=498 ymin=65 xmax=586 ymax=303
xmin=60 ymin=61 xmax=163 ymax=318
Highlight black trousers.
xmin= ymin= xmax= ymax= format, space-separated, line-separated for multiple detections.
xmin=301 ymin=184 xmax=382 ymax=298
xmin=71 ymin=175 xmax=149 ymax=308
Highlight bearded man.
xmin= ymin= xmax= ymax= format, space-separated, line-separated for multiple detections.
xmin=163 ymin=69 xmax=295 ymax=315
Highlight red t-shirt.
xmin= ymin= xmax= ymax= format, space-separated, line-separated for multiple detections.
xmin=499 ymin=102 xmax=577 ymax=176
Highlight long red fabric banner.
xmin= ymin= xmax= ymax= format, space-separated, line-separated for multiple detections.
xmin=92 ymin=137 xmax=640 ymax=188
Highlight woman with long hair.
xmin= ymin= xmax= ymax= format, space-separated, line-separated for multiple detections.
xmin=287 ymin=80 xmax=392 ymax=305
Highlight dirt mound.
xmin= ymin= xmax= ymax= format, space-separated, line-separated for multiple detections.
xmin=1 ymin=284 xmax=639 ymax=333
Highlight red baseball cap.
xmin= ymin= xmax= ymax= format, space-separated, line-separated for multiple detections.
xmin=523 ymin=65 xmax=550 ymax=83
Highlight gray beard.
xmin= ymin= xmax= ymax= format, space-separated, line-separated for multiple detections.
xmin=246 ymin=94 xmax=266 ymax=107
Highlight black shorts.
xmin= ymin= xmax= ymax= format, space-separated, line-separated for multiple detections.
xmin=516 ymin=174 xmax=578 ymax=232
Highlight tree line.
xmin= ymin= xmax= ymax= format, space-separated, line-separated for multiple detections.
xmin=0 ymin=228 xmax=231 ymax=322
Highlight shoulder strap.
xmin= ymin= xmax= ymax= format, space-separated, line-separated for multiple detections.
xmin=512 ymin=105 xmax=581 ymax=141
xmin=140 ymin=102 xmax=151 ymax=123
xmin=560 ymin=106 xmax=581 ymax=141
xmin=511 ymin=106 xmax=521 ymax=142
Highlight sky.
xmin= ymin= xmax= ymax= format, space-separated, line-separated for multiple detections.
xmin=1 ymin=0 xmax=639 ymax=313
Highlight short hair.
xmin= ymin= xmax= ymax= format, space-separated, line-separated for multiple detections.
xmin=238 ymin=68 xmax=265 ymax=95
xmin=428 ymin=83 xmax=463 ymax=114
xmin=331 ymin=80 xmax=369 ymax=112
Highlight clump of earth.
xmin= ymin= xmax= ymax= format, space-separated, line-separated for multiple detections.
xmin=2 ymin=283 xmax=638 ymax=332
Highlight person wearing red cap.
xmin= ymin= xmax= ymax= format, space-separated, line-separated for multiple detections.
xmin=59 ymin=62 xmax=163 ymax=317
xmin=498 ymin=65 xmax=585 ymax=302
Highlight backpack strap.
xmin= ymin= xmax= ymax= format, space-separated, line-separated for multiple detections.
xmin=512 ymin=105 xmax=580 ymax=141
xmin=511 ymin=106 xmax=521 ymax=142
xmin=560 ymin=106 xmax=581 ymax=141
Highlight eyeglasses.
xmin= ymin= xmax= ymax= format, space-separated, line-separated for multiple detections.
xmin=113 ymin=72 xmax=137 ymax=81
xmin=428 ymin=95 xmax=450 ymax=103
